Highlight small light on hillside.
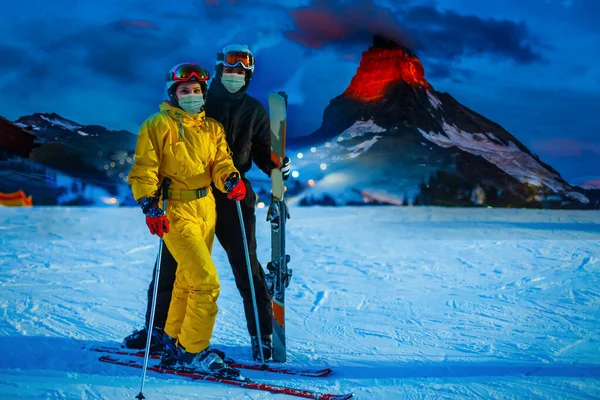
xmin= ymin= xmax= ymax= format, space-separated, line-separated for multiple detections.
xmin=127 ymin=157 xmax=132 ymax=164
xmin=104 ymin=165 xmax=109 ymax=170
xmin=119 ymin=160 xmax=125 ymax=165
xmin=297 ymin=152 xmax=304 ymax=159
xmin=320 ymin=163 xmax=327 ymax=171
xmin=310 ymin=147 xmax=317 ymax=153
xmin=307 ymin=179 xmax=315 ymax=186
xmin=100 ymin=197 xmax=118 ymax=205
xmin=291 ymin=171 xmax=300 ymax=178
xmin=110 ymin=162 xmax=116 ymax=168
xmin=325 ymin=142 xmax=331 ymax=148
xmin=337 ymin=137 xmax=343 ymax=142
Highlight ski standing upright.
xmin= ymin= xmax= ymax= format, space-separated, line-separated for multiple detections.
xmin=266 ymin=91 xmax=292 ymax=363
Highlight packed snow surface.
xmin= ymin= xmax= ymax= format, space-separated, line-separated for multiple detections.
xmin=0 ymin=206 xmax=599 ymax=399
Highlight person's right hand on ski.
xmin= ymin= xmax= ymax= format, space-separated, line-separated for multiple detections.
xmin=138 ymin=197 xmax=170 ymax=237
xmin=224 ymin=172 xmax=246 ymax=201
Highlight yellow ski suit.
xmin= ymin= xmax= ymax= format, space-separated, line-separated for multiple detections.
xmin=128 ymin=101 xmax=239 ymax=353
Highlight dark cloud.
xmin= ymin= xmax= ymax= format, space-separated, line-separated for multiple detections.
xmin=67 ymin=21 xmax=190 ymax=83
xmin=193 ymin=0 xmax=293 ymax=53
xmin=0 ymin=17 xmax=201 ymax=123
xmin=400 ymin=5 xmax=546 ymax=64
xmin=281 ymin=1 xmax=546 ymax=68
xmin=6 ymin=18 xmax=193 ymax=86
xmin=284 ymin=0 xmax=413 ymax=52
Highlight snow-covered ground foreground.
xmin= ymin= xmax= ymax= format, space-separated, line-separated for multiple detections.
xmin=0 ymin=206 xmax=599 ymax=399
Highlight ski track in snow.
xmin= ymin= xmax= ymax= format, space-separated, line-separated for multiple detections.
xmin=0 ymin=206 xmax=599 ymax=399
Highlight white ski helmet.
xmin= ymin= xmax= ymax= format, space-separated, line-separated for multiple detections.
xmin=216 ymin=44 xmax=255 ymax=73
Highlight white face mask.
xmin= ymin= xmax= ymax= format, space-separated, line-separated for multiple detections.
xmin=221 ymin=73 xmax=246 ymax=93
xmin=178 ymin=94 xmax=205 ymax=114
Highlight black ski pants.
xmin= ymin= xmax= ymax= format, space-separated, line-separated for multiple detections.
xmin=144 ymin=180 xmax=273 ymax=337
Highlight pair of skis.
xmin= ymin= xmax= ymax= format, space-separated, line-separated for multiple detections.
xmin=266 ymin=91 xmax=293 ymax=363
xmin=94 ymin=347 xmax=352 ymax=399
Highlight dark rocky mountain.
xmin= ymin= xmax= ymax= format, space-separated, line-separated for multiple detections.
xmin=0 ymin=116 xmax=39 ymax=158
xmin=1 ymin=113 xmax=137 ymax=205
xmin=287 ymin=35 xmax=590 ymax=208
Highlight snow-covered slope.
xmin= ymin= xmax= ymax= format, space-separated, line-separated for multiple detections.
xmin=0 ymin=206 xmax=599 ymax=399
xmin=417 ymin=122 xmax=588 ymax=204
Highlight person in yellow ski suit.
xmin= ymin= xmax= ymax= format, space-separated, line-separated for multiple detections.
xmin=128 ymin=63 xmax=247 ymax=373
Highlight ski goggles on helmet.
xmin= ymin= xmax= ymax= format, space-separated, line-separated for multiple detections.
xmin=167 ymin=63 xmax=210 ymax=83
xmin=217 ymin=49 xmax=254 ymax=71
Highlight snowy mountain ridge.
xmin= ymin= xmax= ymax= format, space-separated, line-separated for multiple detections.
xmin=287 ymin=36 xmax=590 ymax=208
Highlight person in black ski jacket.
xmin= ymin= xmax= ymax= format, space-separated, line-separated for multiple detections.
xmin=123 ymin=44 xmax=291 ymax=361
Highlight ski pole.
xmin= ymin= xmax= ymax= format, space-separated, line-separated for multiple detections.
xmin=235 ymin=200 xmax=267 ymax=366
xmin=136 ymin=178 xmax=170 ymax=400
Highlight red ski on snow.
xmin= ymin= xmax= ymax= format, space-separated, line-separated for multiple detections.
xmin=99 ymin=355 xmax=353 ymax=400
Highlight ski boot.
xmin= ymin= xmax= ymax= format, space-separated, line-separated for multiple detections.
xmin=251 ymin=335 xmax=272 ymax=362
xmin=122 ymin=327 xmax=167 ymax=355
xmin=175 ymin=346 xmax=243 ymax=379
xmin=157 ymin=333 xmax=178 ymax=368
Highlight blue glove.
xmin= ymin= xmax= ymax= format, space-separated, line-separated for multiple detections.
xmin=280 ymin=157 xmax=291 ymax=181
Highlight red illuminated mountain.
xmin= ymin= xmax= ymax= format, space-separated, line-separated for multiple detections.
xmin=289 ymin=36 xmax=590 ymax=208
xmin=343 ymin=35 xmax=431 ymax=101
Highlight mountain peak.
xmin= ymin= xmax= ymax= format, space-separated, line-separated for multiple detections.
xmin=343 ymin=35 xmax=431 ymax=102
xmin=373 ymin=34 xmax=400 ymax=48
xmin=15 ymin=112 xmax=83 ymax=132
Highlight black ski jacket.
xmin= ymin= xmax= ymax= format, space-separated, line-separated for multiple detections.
xmin=204 ymin=71 xmax=275 ymax=178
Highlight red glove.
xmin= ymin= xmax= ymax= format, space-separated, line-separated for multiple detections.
xmin=138 ymin=197 xmax=169 ymax=238
xmin=225 ymin=173 xmax=246 ymax=201
xmin=146 ymin=215 xmax=169 ymax=238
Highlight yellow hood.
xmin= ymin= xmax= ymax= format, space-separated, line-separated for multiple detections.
xmin=128 ymin=101 xmax=238 ymax=201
